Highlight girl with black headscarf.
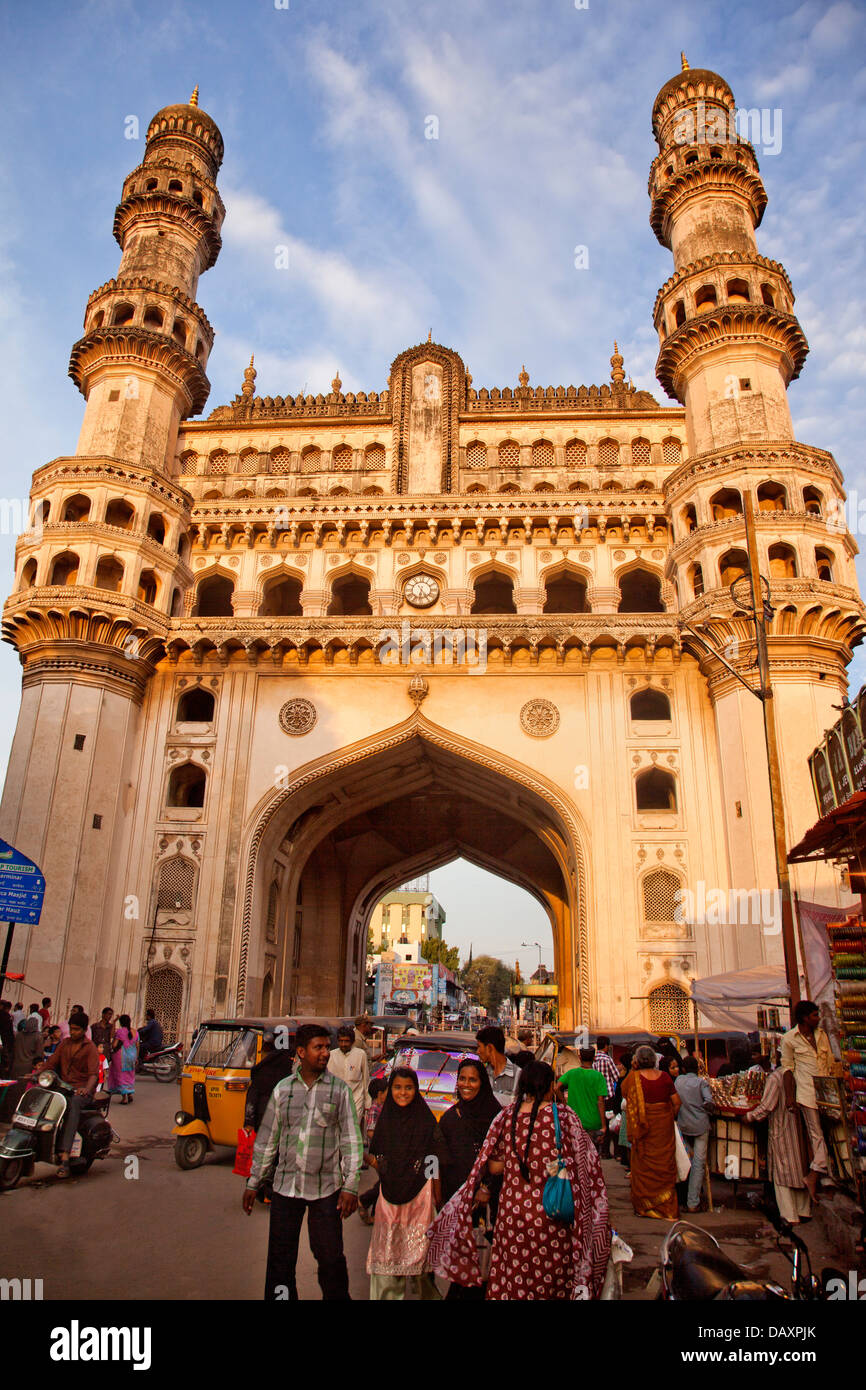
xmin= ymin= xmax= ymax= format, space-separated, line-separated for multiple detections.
xmin=438 ymin=1057 xmax=503 ymax=1301
xmin=366 ymin=1067 xmax=443 ymax=1300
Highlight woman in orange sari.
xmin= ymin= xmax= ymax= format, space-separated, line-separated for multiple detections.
xmin=621 ymin=1045 xmax=681 ymax=1219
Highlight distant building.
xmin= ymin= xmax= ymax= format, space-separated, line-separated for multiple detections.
xmin=369 ymin=890 xmax=445 ymax=954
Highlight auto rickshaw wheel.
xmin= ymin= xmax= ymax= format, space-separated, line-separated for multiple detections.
xmin=174 ymin=1135 xmax=208 ymax=1170
xmin=0 ymin=1157 xmax=24 ymax=1191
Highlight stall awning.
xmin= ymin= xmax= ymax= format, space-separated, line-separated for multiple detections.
xmin=787 ymin=790 xmax=866 ymax=864
xmin=690 ymin=964 xmax=796 ymax=1031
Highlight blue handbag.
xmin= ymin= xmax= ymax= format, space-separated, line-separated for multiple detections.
xmin=542 ymin=1104 xmax=575 ymax=1225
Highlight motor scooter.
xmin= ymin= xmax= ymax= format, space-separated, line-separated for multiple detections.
xmin=0 ymin=1071 xmax=113 ymax=1190
xmin=135 ymin=1041 xmax=183 ymax=1083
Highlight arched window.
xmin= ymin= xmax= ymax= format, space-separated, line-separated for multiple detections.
xmin=95 ymin=556 xmax=124 ymax=592
xmin=177 ymin=687 xmax=215 ymax=722
xmin=467 ymin=484 xmax=486 ymax=494
xmin=648 ymin=982 xmax=691 ymax=1032
xmin=642 ymin=868 xmax=682 ymax=923
xmin=662 ymin=437 xmax=682 ymax=468
xmin=695 ymin=285 xmax=717 ymax=311
xmin=32 ymin=499 xmax=50 ymax=527
xmin=726 ymin=278 xmax=750 ymax=303
xmin=761 ymin=284 xmax=776 ymax=308
xmin=531 ymin=439 xmax=554 ymax=469
xmin=565 ymin=439 xmax=587 ymax=468
xmin=499 ymin=483 xmax=519 ymax=494
xmin=470 ymin=571 xmax=516 ymax=615
xmin=533 ymin=481 xmax=554 ymax=493
xmin=690 ymin=562 xmax=704 ymax=598
xmin=137 ymin=569 xmax=158 ymax=605
xmin=168 ymin=178 xmax=183 ymax=193
xmin=327 ymin=573 xmax=372 ymax=616
xmin=270 ymin=447 xmax=292 ymax=475
xmin=147 ymin=513 xmax=166 ymax=544
xmin=259 ymin=574 xmax=303 ymax=617
xmin=631 ymin=438 xmax=652 ymax=469
xmin=238 ymin=448 xmax=258 ymax=475
xmin=618 ymin=568 xmax=664 ymax=613
xmin=631 ymin=688 xmax=671 ymax=721
xmin=634 ymin=480 xmax=653 ymax=492
xmin=710 ymin=487 xmax=742 ymax=520
xmin=569 ymin=480 xmax=589 ymax=493
xmin=20 ymin=558 xmax=37 ymax=589
xmin=144 ymin=967 xmax=184 ymax=1046
xmin=112 ymin=302 xmax=135 ymax=326
xmin=815 ymin=547 xmax=834 ymax=582
xmin=105 ymin=498 xmax=135 ymax=529
xmin=680 ymin=504 xmax=696 ymax=534
xmin=466 ymin=441 xmax=487 ymax=470
xmin=498 ymin=440 xmax=520 ymax=468
xmin=171 ymin=317 xmax=188 ymax=347
xmin=803 ymin=486 xmax=823 ymax=516
xmin=768 ymin=543 xmax=797 ymax=579
xmin=301 ymin=446 xmax=322 ymax=473
xmin=194 ymin=574 xmax=234 ymax=617
xmin=673 ymin=302 xmax=686 ymax=329
xmin=167 ymin=762 xmax=206 ymax=808
xmin=170 ymin=587 xmax=183 ymax=616
xmin=365 ymin=444 xmax=386 ymax=470
xmin=598 ymin=438 xmax=619 ymax=469
xmin=208 ymin=450 xmax=229 ymax=475
xmin=156 ymin=856 xmax=196 ymax=911
xmin=332 ymin=445 xmax=353 ymax=471
xmin=602 ymin=479 xmax=622 ymax=491
xmin=362 ymin=486 xmax=384 ymax=496
xmin=636 ymin=767 xmax=677 ymax=811
xmin=719 ymin=548 xmax=749 ymax=586
xmin=757 ymin=482 xmax=787 ymax=512
xmin=543 ymin=570 xmax=588 ymax=614
xmin=50 ymin=551 xmax=79 ymax=585
xmin=143 ymin=305 xmax=164 ymax=328
xmin=62 ymin=494 xmax=91 ymax=523
xmin=179 ymin=450 xmax=198 ymax=475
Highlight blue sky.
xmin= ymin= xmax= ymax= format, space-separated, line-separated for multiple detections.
xmin=0 ymin=0 xmax=864 ymax=978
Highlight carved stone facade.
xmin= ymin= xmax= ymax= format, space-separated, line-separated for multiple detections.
xmin=1 ymin=69 xmax=863 ymax=1040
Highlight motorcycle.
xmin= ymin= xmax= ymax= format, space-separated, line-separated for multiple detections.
xmin=657 ymin=1197 xmax=845 ymax=1300
xmin=0 ymin=1072 xmax=113 ymax=1190
xmin=135 ymin=1041 xmax=182 ymax=1083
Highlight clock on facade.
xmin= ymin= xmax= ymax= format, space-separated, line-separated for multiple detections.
xmin=404 ymin=574 xmax=440 ymax=608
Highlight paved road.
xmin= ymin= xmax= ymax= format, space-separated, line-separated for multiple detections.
xmin=0 ymin=1078 xmax=374 ymax=1301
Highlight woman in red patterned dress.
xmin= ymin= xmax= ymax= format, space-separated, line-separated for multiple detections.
xmin=427 ymin=1061 xmax=611 ymax=1300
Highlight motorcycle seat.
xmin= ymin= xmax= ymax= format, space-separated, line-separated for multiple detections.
xmin=667 ymin=1227 xmax=748 ymax=1300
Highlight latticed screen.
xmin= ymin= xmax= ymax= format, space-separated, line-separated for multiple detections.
xmin=365 ymin=444 xmax=386 ymax=470
xmin=598 ymin=439 xmax=619 ymax=468
xmin=271 ymin=447 xmax=292 ymax=474
xmin=498 ymin=440 xmax=520 ymax=468
xmin=642 ymin=868 xmax=681 ymax=922
xmin=632 ymin=439 xmax=652 ymax=468
xmin=662 ymin=437 xmax=682 ymax=467
xmin=532 ymin=440 xmax=555 ymax=468
xmin=180 ymin=451 xmax=198 ymax=475
xmin=209 ymin=450 xmax=229 ymax=475
xmin=302 ymin=448 xmax=322 ymax=473
xmin=144 ymin=968 xmax=184 ymax=1045
xmin=238 ymin=450 xmax=259 ymax=474
xmin=156 ymin=856 xmax=196 ymax=911
xmin=466 ymin=441 xmax=487 ymax=469
xmin=332 ymin=445 xmax=353 ymax=471
xmin=565 ymin=439 xmax=587 ymax=467
xmin=649 ymin=982 xmax=691 ymax=1032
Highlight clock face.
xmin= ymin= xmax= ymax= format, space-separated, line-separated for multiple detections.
xmin=404 ymin=574 xmax=440 ymax=608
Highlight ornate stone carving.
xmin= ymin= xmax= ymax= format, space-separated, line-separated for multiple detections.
xmin=278 ymin=698 xmax=317 ymax=736
xmin=520 ymin=698 xmax=560 ymax=738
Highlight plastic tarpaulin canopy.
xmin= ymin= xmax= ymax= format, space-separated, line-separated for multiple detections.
xmin=690 ymin=964 xmax=795 ymax=1031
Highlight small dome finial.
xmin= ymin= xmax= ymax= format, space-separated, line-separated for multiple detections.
xmin=331 ymin=369 xmax=342 ymax=394
xmin=427 ymin=328 xmax=432 ymax=343
xmin=241 ymin=354 xmax=256 ymax=399
xmin=610 ymin=342 xmax=625 ymax=386
xmin=518 ymin=364 xmax=530 ymax=389
xmin=189 ymin=85 xmax=200 ymax=107
xmin=680 ymin=52 xmax=689 ymax=71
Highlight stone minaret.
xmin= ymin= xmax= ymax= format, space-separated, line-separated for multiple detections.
xmin=651 ymin=59 xmax=866 ymax=967
xmin=0 ymin=93 xmax=224 ymax=1007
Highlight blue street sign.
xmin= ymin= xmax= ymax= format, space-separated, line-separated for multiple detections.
xmin=0 ymin=839 xmax=46 ymax=924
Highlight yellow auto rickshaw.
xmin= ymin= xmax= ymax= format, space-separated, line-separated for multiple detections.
xmin=172 ymin=1015 xmax=354 ymax=1169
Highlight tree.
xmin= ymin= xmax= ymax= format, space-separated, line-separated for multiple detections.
xmin=420 ymin=938 xmax=461 ymax=972
xmin=462 ymin=955 xmax=514 ymax=1015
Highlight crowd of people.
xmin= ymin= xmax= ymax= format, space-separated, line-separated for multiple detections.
xmin=0 ymin=996 xmax=166 ymax=1106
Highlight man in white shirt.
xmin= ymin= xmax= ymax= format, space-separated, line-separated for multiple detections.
xmin=781 ymin=999 xmax=837 ymax=1201
xmin=328 ymin=1025 xmax=369 ymax=1126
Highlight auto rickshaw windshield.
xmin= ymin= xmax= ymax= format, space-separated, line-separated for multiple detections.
xmin=186 ymin=1026 xmax=258 ymax=1069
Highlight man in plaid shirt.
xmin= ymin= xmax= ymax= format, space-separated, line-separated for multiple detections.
xmin=242 ymin=1022 xmax=363 ymax=1299
xmin=593 ymin=1037 xmax=620 ymax=1158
